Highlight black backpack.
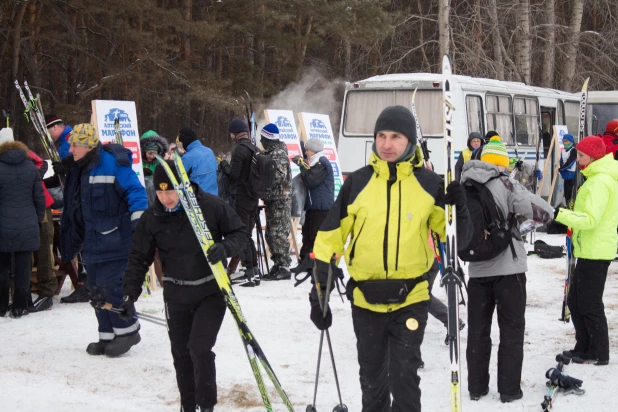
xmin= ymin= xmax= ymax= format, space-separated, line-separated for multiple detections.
xmin=247 ymin=145 xmax=276 ymax=200
xmin=458 ymin=177 xmax=517 ymax=262
xmin=531 ymin=240 xmax=564 ymax=259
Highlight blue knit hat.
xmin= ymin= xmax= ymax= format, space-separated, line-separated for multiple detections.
xmin=562 ymin=133 xmax=574 ymax=143
xmin=260 ymin=123 xmax=280 ymax=140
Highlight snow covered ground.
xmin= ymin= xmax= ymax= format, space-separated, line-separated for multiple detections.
xmin=2 ymin=233 xmax=617 ymax=411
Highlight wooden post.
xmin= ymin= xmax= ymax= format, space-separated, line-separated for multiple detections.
xmin=547 ymin=162 xmax=561 ymax=205
xmin=289 ymin=217 xmax=301 ymax=260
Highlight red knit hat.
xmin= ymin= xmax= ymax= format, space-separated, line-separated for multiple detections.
xmin=577 ymin=135 xmax=606 ymax=159
xmin=606 ymin=120 xmax=618 ymax=134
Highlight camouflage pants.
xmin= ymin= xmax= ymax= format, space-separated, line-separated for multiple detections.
xmin=265 ymin=199 xmax=292 ymax=268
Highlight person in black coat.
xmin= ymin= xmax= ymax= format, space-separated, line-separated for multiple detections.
xmin=0 ymin=140 xmax=45 ymax=318
xmin=291 ymin=137 xmax=335 ymax=263
xmin=121 ymin=161 xmax=247 ymax=412
xmin=219 ymin=119 xmax=260 ymax=286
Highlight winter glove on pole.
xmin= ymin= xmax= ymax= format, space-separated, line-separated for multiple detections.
xmin=89 ymin=287 xmax=105 ymax=310
xmin=119 ymin=295 xmax=137 ymax=321
xmin=444 ymin=180 xmax=467 ymax=210
xmin=310 ymin=287 xmax=332 ymax=330
xmin=535 ymin=169 xmax=543 ymax=180
xmin=206 ymin=243 xmax=228 ymax=265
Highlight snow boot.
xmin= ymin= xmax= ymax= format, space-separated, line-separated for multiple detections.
xmin=562 ymin=350 xmax=585 ymax=359
xmin=262 ymin=265 xmax=280 ymax=281
xmin=470 ymin=388 xmax=489 ymax=401
xmin=272 ymin=267 xmax=291 ymax=281
xmin=29 ymin=295 xmax=53 ymax=313
xmin=61 ymin=286 xmax=90 ymax=303
xmin=500 ymin=389 xmax=523 ymax=403
xmin=239 ymin=268 xmax=259 ymax=287
xmin=86 ymin=341 xmax=110 ymax=356
xmin=105 ymin=332 xmax=141 ymax=357
xmin=572 ymin=354 xmax=609 ymax=365
xmin=10 ymin=288 xmax=29 ymax=319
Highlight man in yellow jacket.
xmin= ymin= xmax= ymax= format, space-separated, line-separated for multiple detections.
xmin=310 ymin=105 xmax=473 ymax=412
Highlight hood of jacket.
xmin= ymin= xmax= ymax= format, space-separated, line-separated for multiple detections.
xmin=460 ymin=160 xmax=502 ymax=185
xmin=140 ymin=134 xmax=169 ymax=157
xmin=582 ymin=153 xmax=618 ymax=180
xmin=0 ymin=141 xmax=29 ymax=165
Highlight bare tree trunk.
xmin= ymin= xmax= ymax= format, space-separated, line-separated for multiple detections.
xmin=344 ymin=37 xmax=352 ymax=79
xmin=296 ymin=15 xmax=313 ymax=80
xmin=562 ymin=0 xmax=584 ymax=91
xmin=180 ymin=0 xmax=192 ymax=61
xmin=515 ymin=0 xmax=531 ymax=84
xmin=438 ymin=0 xmax=450 ymax=57
xmin=417 ymin=0 xmax=431 ymax=72
xmin=541 ymin=0 xmax=556 ymax=87
xmin=487 ymin=0 xmax=504 ymax=80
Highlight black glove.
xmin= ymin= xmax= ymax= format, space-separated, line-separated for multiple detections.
xmin=444 ymin=181 xmax=467 ymax=210
xmin=119 ymin=295 xmax=136 ymax=321
xmin=309 ymin=297 xmax=332 ymax=330
xmin=52 ymin=156 xmax=74 ymax=176
xmin=206 ymin=243 xmax=228 ymax=264
xmin=219 ymin=159 xmax=229 ymax=173
xmin=292 ymin=156 xmax=301 ymax=165
xmin=89 ymin=287 xmax=105 ymax=310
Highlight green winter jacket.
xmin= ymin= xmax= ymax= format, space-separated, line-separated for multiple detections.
xmin=556 ymin=154 xmax=618 ymax=260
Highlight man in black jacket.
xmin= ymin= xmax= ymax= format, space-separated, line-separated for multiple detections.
xmin=292 ymin=137 xmax=334 ymax=263
xmin=121 ymin=161 xmax=246 ymax=412
xmin=219 ymin=119 xmax=260 ymax=286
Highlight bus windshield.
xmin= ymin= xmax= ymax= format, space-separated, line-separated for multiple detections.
xmin=343 ymin=89 xmax=443 ymax=136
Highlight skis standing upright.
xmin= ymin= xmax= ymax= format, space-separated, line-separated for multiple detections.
xmin=562 ymin=78 xmax=589 ymax=323
xmin=441 ymin=55 xmax=462 ymax=412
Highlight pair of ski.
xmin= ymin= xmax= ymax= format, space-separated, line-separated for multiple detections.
xmin=14 ymin=80 xmax=60 ymax=162
xmin=560 ymin=78 xmax=589 ymax=323
xmin=410 ymin=56 xmax=463 ymax=412
xmin=155 ymin=151 xmax=294 ymax=412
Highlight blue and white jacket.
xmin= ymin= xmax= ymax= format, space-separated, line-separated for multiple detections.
xmin=181 ymin=140 xmax=218 ymax=196
xmin=61 ymin=143 xmax=148 ymax=263
xmin=57 ymin=125 xmax=72 ymax=159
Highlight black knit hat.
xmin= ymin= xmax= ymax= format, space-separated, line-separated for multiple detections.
xmin=153 ymin=160 xmax=180 ymax=191
xmin=177 ymin=127 xmax=197 ymax=149
xmin=228 ymin=118 xmax=249 ymax=134
xmin=45 ymin=114 xmax=63 ymax=128
xmin=373 ymin=106 xmax=417 ymax=145
xmin=485 ymin=130 xmax=499 ymax=143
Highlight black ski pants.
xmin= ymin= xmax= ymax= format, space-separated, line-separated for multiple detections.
xmin=466 ymin=273 xmax=526 ymax=397
xmin=166 ymin=292 xmax=226 ymax=410
xmin=352 ymin=301 xmax=429 ymax=412
xmin=568 ymin=258 xmax=610 ymax=361
xmin=299 ymin=209 xmax=329 ymax=262
xmin=231 ymin=196 xmax=258 ymax=269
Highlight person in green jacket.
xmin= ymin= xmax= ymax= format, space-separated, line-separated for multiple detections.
xmin=140 ymin=130 xmax=169 ymax=174
xmin=555 ymin=135 xmax=618 ymax=366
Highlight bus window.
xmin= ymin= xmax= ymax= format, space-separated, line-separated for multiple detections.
xmin=343 ymin=90 xmax=442 ymax=136
xmin=466 ymin=95 xmax=484 ymax=136
xmin=557 ymin=100 xmax=565 ymax=129
xmin=590 ymin=104 xmax=618 ymax=135
xmin=514 ymin=97 xmax=539 ymax=146
xmin=564 ymin=101 xmax=579 ymax=137
xmin=486 ymin=94 xmax=513 ymax=142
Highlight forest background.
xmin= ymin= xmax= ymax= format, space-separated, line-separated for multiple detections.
xmin=1 ymin=0 xmax=614 ymax=155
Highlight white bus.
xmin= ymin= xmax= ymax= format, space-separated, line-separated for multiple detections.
xmin=338 ymin=73 xmax=580 ymax=195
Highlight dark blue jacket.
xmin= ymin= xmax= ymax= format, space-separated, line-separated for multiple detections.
xmin=301 ymin=155 xmax=335 ymax=211
xmin=0 ymin=141 xmax=45 ymax=252
xmin=57 ymin=125 xmax=72 ymax=159
xmin=182 ymin=140 xmax=218 ymax=196
xmin=61 ymin=143 xmax=148 ymax=263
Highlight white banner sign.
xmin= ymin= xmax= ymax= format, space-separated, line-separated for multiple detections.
xmin=91 ymin=100 xmax=144 ymax=185
xmin=298 ymin=112 xmax=343 ymax=199
xmin=264 ymin=109 xmax=303 ymax=177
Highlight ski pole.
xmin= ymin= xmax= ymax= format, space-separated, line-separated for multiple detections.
xmin=307 ymin=253 xmax=348 ymax=412
xmin=101 ymin=303 xmax=167 ymax=327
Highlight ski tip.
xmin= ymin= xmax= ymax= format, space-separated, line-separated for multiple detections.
xmin=442 ymin=55 xmax=452 ymax=72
